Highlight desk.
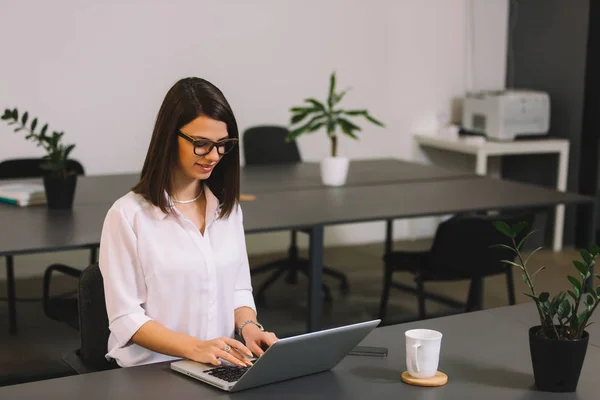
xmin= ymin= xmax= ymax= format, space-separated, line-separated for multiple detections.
xmin=41 ymin=158 xmax=474 ymax=206
xmin=1 ymin=306 xmax=599 ymax=399
xmin=415 ymin=135 xmax=570 ymax=252
xmin=1 ymin=176 xmax=594 ymax=333
xmin=1 ymin=158 xmax=473 ymax=334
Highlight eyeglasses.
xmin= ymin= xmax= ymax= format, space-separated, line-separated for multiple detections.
xmin=178 ymin=131 xmax=238 ymax=156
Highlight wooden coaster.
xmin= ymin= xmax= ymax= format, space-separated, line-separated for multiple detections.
xmin=240 ymin=194 xmax=256 ymax=202
xmin=401 ymin=371 xmax=448 ymax=387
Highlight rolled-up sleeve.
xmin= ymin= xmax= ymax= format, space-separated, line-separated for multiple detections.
xmin=99 ymin=206 xmax=152 ymax=348
xmin=232 ymin=205 xmax=257 ymax=314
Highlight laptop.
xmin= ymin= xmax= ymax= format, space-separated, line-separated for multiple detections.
xmin=170 ymin=319 xmax=380 ymax=392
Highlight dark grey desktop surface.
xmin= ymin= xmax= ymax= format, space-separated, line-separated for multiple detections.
xmin=1 ymin=306 xmax=598 ymax=399
xmin=0 ymin=159 xmax=475 ymax=207
xmin=0 ymin=177 xmax=591 ymax=256
xmin=0 ymin=160 xmax=594 ymax=332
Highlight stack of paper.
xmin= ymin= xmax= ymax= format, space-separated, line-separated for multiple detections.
xmin=0 ymin=183 xmax=47 ymax=207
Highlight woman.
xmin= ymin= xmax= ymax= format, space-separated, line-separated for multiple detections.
xmin=99 ymin=77 xmax=277 ymax=368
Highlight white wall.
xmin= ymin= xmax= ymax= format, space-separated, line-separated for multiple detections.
xmin=0 ymin=0 xmax=508 ymax=278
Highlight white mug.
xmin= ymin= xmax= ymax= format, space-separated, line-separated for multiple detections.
xmin=405 ymin=329 xmax=443 ymax=379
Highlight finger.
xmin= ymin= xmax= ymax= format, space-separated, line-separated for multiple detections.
xmin=208 ymin=355 xmax=221 ymax=366
xmin=223 ymin=337 xmax=253 ymax=358
xmin=228 ymin=347 xmax=253 ymax=366
xmin=247 ymin=341 xmax=265 ymax=357
xmin=263 ymin=332 xmax=278 ymax=346
xmin=216 ymin=349 xmax=247 ymax=368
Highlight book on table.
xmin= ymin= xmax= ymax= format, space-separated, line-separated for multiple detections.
xmin=0 ymin=183 xmax=46 ymax=207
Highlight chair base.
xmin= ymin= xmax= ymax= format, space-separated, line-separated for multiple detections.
xmin=251 ymin=257 xmax=349 ymax=306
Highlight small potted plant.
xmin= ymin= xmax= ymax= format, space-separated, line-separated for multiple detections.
xmin=287 ymin=71 xmax=384 ymax=186
xmin=493 ymin=220 xmax=600 ymax=393
xmin=1 ymin=107 xmax=78 ymax=209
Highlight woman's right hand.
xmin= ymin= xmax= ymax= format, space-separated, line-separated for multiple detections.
xmin=184 ymin=336 xmax=254 ymax=367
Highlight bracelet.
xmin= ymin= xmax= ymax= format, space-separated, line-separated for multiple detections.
xmin=238 ymin=320 xmax=264 ymax=337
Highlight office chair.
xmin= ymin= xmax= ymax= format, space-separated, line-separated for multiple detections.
xmin=0 ymin=158 xmax=93 ymax=334
xmin=62 ymin=263 xmax=119 ymax=374
xmin=378 ymin=211 xmax=535 ymax=321
xmin=243 ymin=126 xmax=349 ymax=304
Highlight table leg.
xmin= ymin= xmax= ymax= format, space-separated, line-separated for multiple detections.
xmin=6 ymin=255 xmax=17 ymax=335
xmin=385 ymin=219 xmax=393 ymax=254
xmin=308 ymin=226 xmax=324 ymax=332
xmin=475 ymin=151 xmax=487 ymax=175
xmin=553 ymin=147 xmax=569 ymax=252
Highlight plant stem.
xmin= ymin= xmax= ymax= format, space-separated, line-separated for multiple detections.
xmin=331 ymin=135 xmax=337 ymax=157
xmin=577 ymin=298 xmax=598 ymax=338
xmin=513 ymin=238 xmax=547 ymax=326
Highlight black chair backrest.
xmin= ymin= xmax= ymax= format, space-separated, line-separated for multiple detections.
xmin=78 ymin=263 xmax=115 ymax=371
xmin=427 ymin=211 xmax=536 ymax=279
xmin=0 ymin=158 xmax=85 ymax=179
xmin=243 ymin=126 xmax=301 ymax=166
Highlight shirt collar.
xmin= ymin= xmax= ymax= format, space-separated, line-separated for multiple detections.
xmin=153 ymin=183 xmax=220 ymax=222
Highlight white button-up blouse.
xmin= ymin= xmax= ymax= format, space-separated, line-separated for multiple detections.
xmin=98 ymin=186 xmax=256 ymax=367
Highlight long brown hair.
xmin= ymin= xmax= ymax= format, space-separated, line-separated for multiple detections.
xmin=132 ymin=77 xmax=240 ymax=218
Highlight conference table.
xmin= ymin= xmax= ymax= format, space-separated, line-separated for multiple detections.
xmin=1 ymin=304 xmax=598 ymax=399
xmin=0 ymin=159 xmax=595 ymax=335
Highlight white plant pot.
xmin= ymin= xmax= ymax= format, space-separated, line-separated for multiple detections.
xmin=320 ymin=156 xmax=350 ymax=186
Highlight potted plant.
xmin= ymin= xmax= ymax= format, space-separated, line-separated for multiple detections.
xmin=493 ymin=220 xmax=600 ymax=393
xmin=287 ymin=71 xmax=384 ymax=186
xmin=1 ymin=107 xmax=78 ymax=209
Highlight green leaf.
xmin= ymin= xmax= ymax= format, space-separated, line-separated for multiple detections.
xmin=586 ymin=294 xmax=595 ymax=307
xmin=30 ymin=118 xmax=38 ymax=132
xmin=328 ymin=71 xmax=336 ymax=109
xmin=64 ymin=144 xmax=75 ymax=160
xmin=12 ymin=108 xmax=18 ymax=120
xmin=40 ymin=124 xmax=48 ymax=137
xmin=490 ymin=244 xmax=517 ymax=254
xmin=21 ymin=112 xmax=28 ymax=125
xmin=493 ymin=221 xmax=513 ymax=238
xmin=363 ymin=112 xmax=385 ymax=127
xmin=512 ymin=221 xmax=529 ymax=238
xmin=521 ymin=274 xmax=528 ymax=283
xmin=1 ymin=109 xmax=12 ymax=120
xmin=531 ymin=266 xmax=546 ymax=280
xmin=334 ymin=88 xmax=350 ymax=105
xmin=573 ymin=260 xmax=588 ymax=276
xmin=517 ymin=229 xmax=538 ymax=250
xmin=568 ymin=275 xmax=582 ymax=291
xmin=581 ymin=249 xmax=592 ymax=265
xmin=523 ymin=293 xmax=540 ymax=304
xmin=558 ymin=298 xmax=571 ymax=320
xmin=287 ymin=116 xmax=327 ymax=140
xmin=568 ymin=290 xmax=578 ymax=301
xmin=304 ymin=98 xmax=326 ymax=111
xmin=524 ymin=246 xmax=543 ymax=267
xmin=290 ymin=111 xmax=319 ymax=125
xmin=597 ymin=287 xmax=600 ymax=297
xmin=500 ymin=259 xmax=522 ymax=269
xmin=538 ymin=292 xmax=550 ymax=303
xmin=590 ymin=243 xmax=600 ymax=255
xmin=337 ymin=118 xmax=361 ymax=139
xmin=344 ymin=109 xmax=368 ymax=116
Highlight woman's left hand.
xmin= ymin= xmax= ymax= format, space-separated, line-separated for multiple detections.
xmin=242 ymin=324 xmax=278 ymax=357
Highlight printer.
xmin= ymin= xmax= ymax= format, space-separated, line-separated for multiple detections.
xmin=461 ymin=90 xmax=550 ymax=141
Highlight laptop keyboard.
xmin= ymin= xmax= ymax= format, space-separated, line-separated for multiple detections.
xmin=204 ymin=365 xmax=250 ymax=383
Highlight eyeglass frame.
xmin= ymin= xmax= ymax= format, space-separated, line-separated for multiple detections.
xmin=178 ymin=131 xmax=239 ymax=156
